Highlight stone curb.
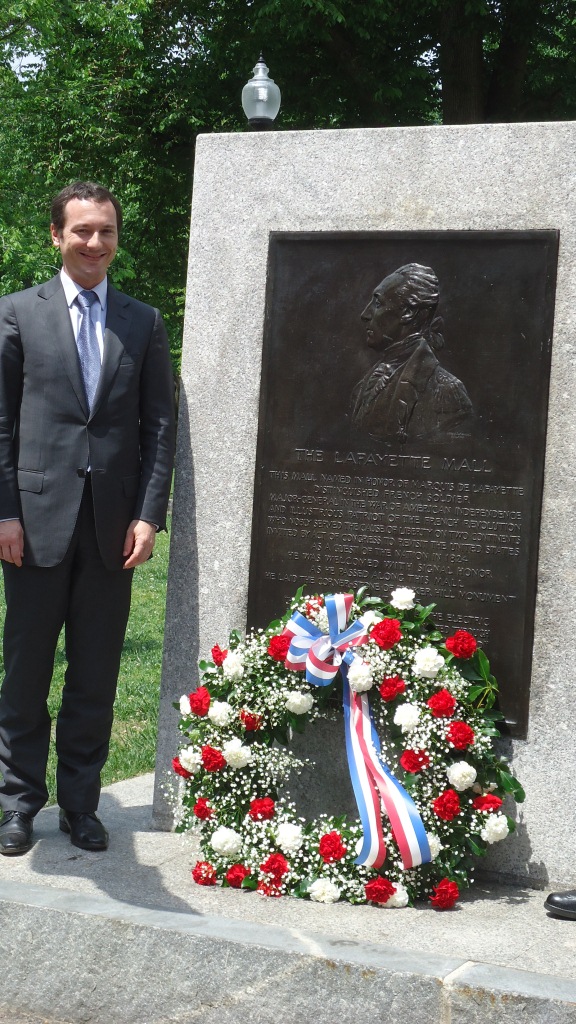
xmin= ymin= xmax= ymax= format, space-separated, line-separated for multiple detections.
xmin=1 ymin=879 xmax=575 ymax=1024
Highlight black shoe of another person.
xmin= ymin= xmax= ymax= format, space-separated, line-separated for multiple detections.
xmin=59 ymin=809 xmax=109 ymax=851
xmin=0 ymin=810 xmax=34 ymax=855
xmin=544 ymin=890 xmax=576 ymax=919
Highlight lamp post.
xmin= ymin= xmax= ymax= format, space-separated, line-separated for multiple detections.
xmin=242 ymin=54 xmax=281 ymax=129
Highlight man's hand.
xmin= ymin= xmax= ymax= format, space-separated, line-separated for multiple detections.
xmin=122 ymin=519 xmax=157 ymax=568
xmin=0 ymin=520 xmax=24 ymax=566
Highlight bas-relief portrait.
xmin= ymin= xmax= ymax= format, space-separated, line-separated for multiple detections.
xmin=351 ymin=263 xmax=473 ymax=445
xmin=249 ymin=231 xmax=558 ymax=736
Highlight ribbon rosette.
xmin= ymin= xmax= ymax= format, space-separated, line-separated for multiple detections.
xmin=282 ymin=593 xmax=431 ymax=871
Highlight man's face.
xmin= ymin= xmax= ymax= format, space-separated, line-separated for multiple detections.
xmin=50 ymin=198 xmax=118 ymax=288
xmin=361 ymin=273 xmax=407 ymax=350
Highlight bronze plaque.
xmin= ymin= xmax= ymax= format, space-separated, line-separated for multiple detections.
xmin=247 ymin=232 xmax=558 ymax=737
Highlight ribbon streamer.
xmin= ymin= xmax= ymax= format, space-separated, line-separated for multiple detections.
xmin=283 ymin=593 xmax=431 ymax=871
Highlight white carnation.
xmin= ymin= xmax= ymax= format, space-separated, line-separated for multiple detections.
xmin=347 ymin=658 xmax=373 ymax=693
xmin=179 ymin=694 xmax=192 ymax=716
xmin=285 ymin=691 xmax=314 ymax=714
xmin=222 ymin=651 xmax=244 ymax=681
xmin=427 ymin=833 xmax=442 ymax=860
xmin=413 ymin=646 xmax=445 ymax=678
xmin=383 ymin=882 xmax=409 ymax=908
xmin=359 ymin=610 xmax=382 ymax=629
xmin=222 ymin=737 xmax=252 ymax=769
xmin=210 ymin=825 xmax=242 ymax=857
xmin=393 ymin=703 xmax=420 ymax=733
xmin=390 ymin=587 xmax=416 ymax=611
xmin=480 ymin=813 xmax=509 ymax=844
xmin=276 ymin=822 xmax=304 ymax=853
xmin=446 ymin=761 xmax=478 ymax=792
xmin=178 ymin=745 xmax=202 ymax=774
xmin=207 ymin=700 xmax=233 ymax=727
xmin=308 ymin=878 xmax=341 ymax=904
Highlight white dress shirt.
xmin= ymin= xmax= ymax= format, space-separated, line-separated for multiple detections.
xmin=60 ymin=268 xmax=107 ymax=361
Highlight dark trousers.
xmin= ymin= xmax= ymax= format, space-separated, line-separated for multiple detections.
xmin=0 ymin=481 xmax=134 ymax=815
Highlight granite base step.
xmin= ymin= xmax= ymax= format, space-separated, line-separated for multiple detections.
xmin=0 ymin=775 xmax=574 ymax=1024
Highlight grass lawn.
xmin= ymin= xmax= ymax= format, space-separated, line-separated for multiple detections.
xmin=0 ymin=521 xmax=171 ymax=806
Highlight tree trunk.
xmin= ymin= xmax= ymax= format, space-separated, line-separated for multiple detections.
xmin=438 ymin=1 xmax=485 ymax=123
xmin=485 ymin=0 xmax=541 ymax=121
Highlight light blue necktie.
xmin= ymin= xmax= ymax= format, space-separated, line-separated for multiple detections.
xmin=75 ymin=290 xmax=101 ymax=410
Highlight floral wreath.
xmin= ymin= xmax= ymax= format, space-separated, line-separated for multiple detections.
xmin=173 ymin=587 xmax=524 ymax=910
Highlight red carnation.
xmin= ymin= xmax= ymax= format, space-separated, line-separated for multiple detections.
xmin=378 ymin=676 xmax=406 ymax=701
xmin=427 ymin=689 xmax=457 ymax=718
xmin=193 ymin=797 xmax=214 ymax=819
xmin=225 ymin=863 xmax=251 ymax=888
xmin=365 ymin=877 xmax=397 ymax=904
xmin=192 ymin=861 xmax=217 ymax=886
xmin=257 ymin=880 xmax=282 ymax=897
xmin=190 ymin=686 xmax=211 ymax=716
xmin=240 ymin=709 xmax=263 ymax=731
xmin=305 ymin=597 xmax=324 ymax=616
xmin=430 ymin=878 xmax=460 ymax=910
xmin=201 ymin=744 xmax=226 ymax=772
xmin=267 ymin=634 xmax=291 ymax=662
xmin=172 ymin=756 xmax=192 ymax=779
xmin=445 ymin=630 xmax=477 ymax=659
xmin=370 ymin=619 xmax=403 ymax=650
xmin=400 ymin=749 xmax=430 ymax=773
xmin=249 ymin=797 xmax=276 ymax=821
xmin=260 ymin=852 xmax=289 ymax=879
xmin=432 ymin=788 xmax=461 ymax=821
xmin=211 ymin=645 xmax=228 ymax=666
xmin=447 ymin=721 xmax=475 ymax=750
xmin=472 ymin=794 xmax=503 ymax=813
xmin=319 ymin=831 xmax=347 ymax=863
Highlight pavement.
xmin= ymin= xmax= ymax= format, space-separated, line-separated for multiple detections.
xmin=0 ymin=773 xmax=575 ymax=1024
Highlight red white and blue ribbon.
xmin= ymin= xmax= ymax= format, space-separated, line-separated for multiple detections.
xmin=282 ymin=593 xmax=431 ymax=871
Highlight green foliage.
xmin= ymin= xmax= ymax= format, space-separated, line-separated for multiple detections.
xmin=1 ymin=0 xmax=576 ymax=371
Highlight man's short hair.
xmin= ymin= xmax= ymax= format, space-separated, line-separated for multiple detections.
xmin=50 ymin=181 xmax=123 ymax=234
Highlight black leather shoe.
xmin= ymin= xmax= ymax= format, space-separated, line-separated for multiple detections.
xmin=544 ymin=890 xmax=576 ymax=919
xmin=59 ymin=809 xmax=108 ymax=851
xmin=0 ymin=810 xmax=34 ymax=855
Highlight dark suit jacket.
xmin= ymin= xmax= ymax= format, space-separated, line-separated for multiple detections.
xmin=0 ymin=275 xmax=175 ymax=569
xmin=351 ymin=337 xmax=472 ymax=444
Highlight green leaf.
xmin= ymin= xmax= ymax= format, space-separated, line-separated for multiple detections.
xmin=241 ymin=876 xmax=258 ymax=890
xmin=273 ymin=725 xmax=289 ymax=746
xmin=466 ymin=836 xmax=487 ymax=856
xmin=496 ymin=770 xmax=525 ymax=801
xmin=475 ymin=648 xmax=491 ymax=680
xmin=297 ymin=875 xmax=317 ymax=895
xmin=417 ymin=603 xmax=436 ymax=620
xmin=290 ymin=714 xmax=306 ymax=734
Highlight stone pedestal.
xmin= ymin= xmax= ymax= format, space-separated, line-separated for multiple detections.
xmin=154 ymin=122 xmax=576 ymax=891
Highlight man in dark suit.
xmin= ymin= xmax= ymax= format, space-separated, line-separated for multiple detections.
xmin=0 ymin=181 xmax=175 ymax=854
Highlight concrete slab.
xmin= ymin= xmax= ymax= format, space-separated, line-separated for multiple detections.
xmin=0 ymin=774 xmax=574 ymax=1023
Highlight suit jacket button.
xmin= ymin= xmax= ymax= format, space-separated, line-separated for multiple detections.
xmin=77 ymin=469 xmax=87 ymax=478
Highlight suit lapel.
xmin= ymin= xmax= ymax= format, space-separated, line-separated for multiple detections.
xmin=90 ymin=285 xmax=132 ymax=420
xmin=38 ymin=276 xmax=89 ymax=417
